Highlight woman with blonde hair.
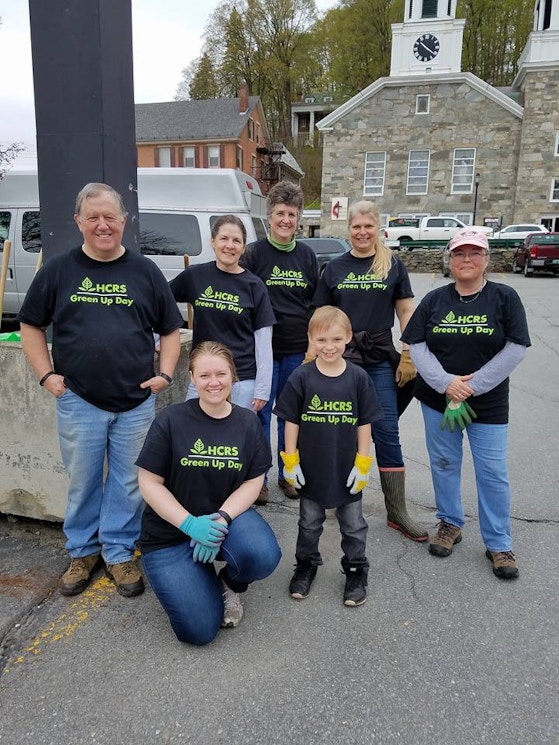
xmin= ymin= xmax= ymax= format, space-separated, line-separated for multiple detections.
xmin=313 ymin=200 xmax=427 ymax=542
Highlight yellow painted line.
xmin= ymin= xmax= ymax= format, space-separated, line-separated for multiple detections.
xmin=2 ymin=576 xmax=115 ymax=674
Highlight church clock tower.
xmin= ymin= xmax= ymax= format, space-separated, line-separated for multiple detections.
xmin=390 ymin=0 xmax=465 ymax=76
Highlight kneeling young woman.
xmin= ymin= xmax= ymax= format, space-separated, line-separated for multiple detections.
xmin=136 ymin=341 xmax=281 ymax=645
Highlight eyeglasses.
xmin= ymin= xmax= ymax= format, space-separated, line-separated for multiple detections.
xmin=450 ymin=250 xmax=487 ymax=260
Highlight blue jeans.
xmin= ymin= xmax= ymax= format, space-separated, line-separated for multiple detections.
xmin=56 ymin=389 xmax=155 ymax=564
xmin=421 ymin=404 xmax=512 ymax=551
xmin=295 ymin=497 xmax=369 ymax=570
xmin=258 ymin=353 xmax=304 ymax=480
xmin=142 ymin=508 xmax=281 ymax=645
xmin=364 ymin=360 xmax=403 ymax=468
xmin=186 ymin=379 xmax=255 ymax=409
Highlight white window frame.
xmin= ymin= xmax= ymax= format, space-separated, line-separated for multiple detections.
xmin=452 ymin=148 xmax=476 ymax=194
xmin=236 ymin=145 xmax=243 ymax=170
xmin=416 ymin=94 xmax=430 ymax=114
xmin=550 ymin=179 xmax=559 ymax=202
xmin=363 ymin=151 xmax=386 ymax=196
xmin=182 ymin=146 xmax=195 ymax=168
xmin=208 ymin=145 xmax=220 ymax=168
xmin=157 ymin=147 xmax=171 ymax=168
xmin=440 ymin=211 xmax=473 ymax=225
xmin=555 ymin=132 xmax=559 ymax=156
xmin=407 ymin=149 xmax=430 ymax=195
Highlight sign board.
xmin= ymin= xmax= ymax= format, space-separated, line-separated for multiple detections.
xmin=331 ymin=197 xmax=348 ymax=221
xmin=484 ymin=216 xmax=501 ymax=231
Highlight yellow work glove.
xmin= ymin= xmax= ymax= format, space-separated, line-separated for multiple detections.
xmin=395 ymin=349 xmax=417 ymax=387
xmin=346 ymin=453 xmax=374 ymax=495
xmin=280 ymin=450 xmax=306 ymax=489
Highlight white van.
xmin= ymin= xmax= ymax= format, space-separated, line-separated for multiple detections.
xmin=0 ymin=167 xmax=268 ymax=321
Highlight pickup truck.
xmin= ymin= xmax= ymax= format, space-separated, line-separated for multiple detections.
xmin=384 ymin=216 xmax=492 ymax=249
xmin=512 ymin=232 xmax=559 ymax=276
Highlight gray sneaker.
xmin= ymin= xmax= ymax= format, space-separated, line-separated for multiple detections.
xmin=428 ymin=520 xmax=462 ymax=557
xmin=221 ymin=579 xmax=244 ymax=628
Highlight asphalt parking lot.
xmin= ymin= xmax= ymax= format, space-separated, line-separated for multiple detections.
xmin=1 ymin=272 xmax=558 ymax=745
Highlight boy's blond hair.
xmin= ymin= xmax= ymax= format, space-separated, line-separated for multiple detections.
xmin=308 ymin=306 xmax=352 ymax=338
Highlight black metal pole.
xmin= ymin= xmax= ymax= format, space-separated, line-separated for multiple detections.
xmin=473 ymin=172 xmax=480 ymax=225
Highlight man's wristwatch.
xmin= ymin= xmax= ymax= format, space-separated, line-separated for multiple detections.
xmin=158 ymin=372 xmax=174 ymax=386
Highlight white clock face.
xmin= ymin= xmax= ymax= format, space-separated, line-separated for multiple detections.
xmin=413 ymin=34 xmax=440 ymax=62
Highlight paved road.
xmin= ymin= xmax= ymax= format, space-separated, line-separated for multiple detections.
xmin=1 ymin=272 xmax=558 ymax=745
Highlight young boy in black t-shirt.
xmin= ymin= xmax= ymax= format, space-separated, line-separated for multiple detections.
xmin=274 ymin=306 xmax=383 ymax=606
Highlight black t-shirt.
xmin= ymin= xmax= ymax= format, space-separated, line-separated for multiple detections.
xmin=18 ymin=247 xmax=183 ymax=412
xmin=401 ymin=281 xmax=531 ymax=423
xmin=273 ymin=362 xmax=383 ymax=508
xmin=137 ymin=400 xmax=272 ymax=553
xmin=313 ymin=253 xmax=413 ymax=333
xmin=242 ymin=238 xmax=319 ymax=356
xmin=169 ymin=262 xmax=275 ymax=380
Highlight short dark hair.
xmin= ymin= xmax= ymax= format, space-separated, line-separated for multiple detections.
xmin=211 ymin=215 xmax=247 ymax=244
xmin=266 ymin=181 xmax=304 ymax=218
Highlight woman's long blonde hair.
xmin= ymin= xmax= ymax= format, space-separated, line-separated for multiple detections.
xmin=348 ymin=200 xmax=393 ymax=280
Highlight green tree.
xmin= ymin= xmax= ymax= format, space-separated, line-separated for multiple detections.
xmin=459 ymin=0 xmax=533 ymax=85
xmin=316 ymin=0 xmax=404 ymax=98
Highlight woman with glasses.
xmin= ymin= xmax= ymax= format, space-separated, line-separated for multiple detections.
xmin=402 ymin=228 xmax=530 ymax=579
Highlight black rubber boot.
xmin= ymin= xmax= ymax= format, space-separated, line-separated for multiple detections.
xmin=380 ymin=469 xmax=428 ymax=542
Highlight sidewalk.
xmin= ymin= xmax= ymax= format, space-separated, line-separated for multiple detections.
xmin=1 ymin=273 xmax=558 ymax=744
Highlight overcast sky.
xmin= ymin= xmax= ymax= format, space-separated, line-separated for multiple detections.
xmin=0 ymin=0 xmax=337 ymax=153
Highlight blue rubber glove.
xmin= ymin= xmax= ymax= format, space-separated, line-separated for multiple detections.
xmin=179 ymin=513 xmax=228 ymax=547
xmin=190 ymin=540 xmax=220 ymax=564
xmin=441 ymin=399 xmax=477 ymax=432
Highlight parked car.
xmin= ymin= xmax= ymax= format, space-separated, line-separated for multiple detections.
xmin=384 ymin=216 xmax=492 ymax=250
xmin=493 ymin=223 xmax=549 ymax=240
xmin=301 ymin=237 xmax=351 ymax=273
xmin=512 ymin=232 xmax=559 ymax=276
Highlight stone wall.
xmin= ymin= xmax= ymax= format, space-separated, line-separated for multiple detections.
xmin=396 ymin=247 xmax=514 ymax=274
xmin=514 ymin=69 xmax=559 ymax=224
xmin=320 ymin=78 xmax=523 ymax=236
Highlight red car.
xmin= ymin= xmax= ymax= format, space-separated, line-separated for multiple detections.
xmin=512 ymin=232 xmax=559 ymax=276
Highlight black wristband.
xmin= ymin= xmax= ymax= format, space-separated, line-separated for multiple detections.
xmin=217 ymin=509 xmax=232 ymax=526
xmin=158 ymin=372 xmax=174 ymax=386
xmin=39 ymin=371 xmax=55 ymax=386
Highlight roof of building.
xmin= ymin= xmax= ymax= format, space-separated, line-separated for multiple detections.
xmin=317 ymin=72 xmax=524 ymax=131
xmin=135 ymin=97 xmax=262 ymax=142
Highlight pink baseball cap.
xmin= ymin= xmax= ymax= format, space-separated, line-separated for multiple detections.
xmin=447 ymin=228 xmax=489 ymax=252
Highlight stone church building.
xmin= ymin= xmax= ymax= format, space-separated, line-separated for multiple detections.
xmin=317 ymin=0 xmax=559 ymax=235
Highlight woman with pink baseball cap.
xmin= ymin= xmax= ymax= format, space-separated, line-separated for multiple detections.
xmin=402 ymin=228 xmax=531 ymax=579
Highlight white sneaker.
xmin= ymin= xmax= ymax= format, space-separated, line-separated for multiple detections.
xmin=221 ymin=579 xmax=244 ymax=628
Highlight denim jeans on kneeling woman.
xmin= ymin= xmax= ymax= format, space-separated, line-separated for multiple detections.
xmin=142 ymin=508 xmax=281 ymax=646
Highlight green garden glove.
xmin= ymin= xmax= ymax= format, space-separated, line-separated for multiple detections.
xmin=441 ymin=398 xmax=477 ymax=432
xmin=280 ymin=450 xmax=306 ymax=489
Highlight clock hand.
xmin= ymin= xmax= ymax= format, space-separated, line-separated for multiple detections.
xmin=419 ymin=41 xmax=432 ymax=53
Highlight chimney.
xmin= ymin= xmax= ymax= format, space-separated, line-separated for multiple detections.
xmin=239 ymin=82 xmax=249 ymax=114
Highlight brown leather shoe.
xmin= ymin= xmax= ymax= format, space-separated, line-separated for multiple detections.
xmin=105 ymin=560 xmax=145 ymax=597
xmin=428 ymin=521 xmax=462 ymax=557
xmin=59 ymin=555 xmax=100 ymax=596
xmin=255 ymin=484 xmax=269 ymax=505
xmin=485 ymin=550 xmax=519 ymax=580
xmin=278 ymin=479 xmax=299 ymax=499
